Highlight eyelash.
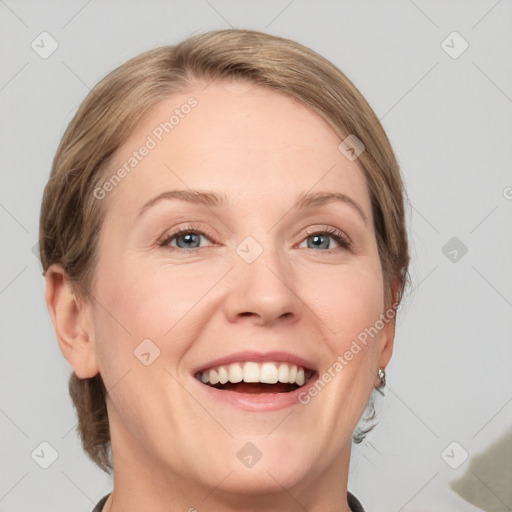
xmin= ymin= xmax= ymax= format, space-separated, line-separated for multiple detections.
xmin=302 ymin=226 xmax=352 ymax=250
xmin=158 ymin=224 xmax=352 ymax=252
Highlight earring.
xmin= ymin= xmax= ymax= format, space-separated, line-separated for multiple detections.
xmin=378 ymin=367 xmax=386 ymax=388
xmin=376 ymin=367 xmax=386 ymax=396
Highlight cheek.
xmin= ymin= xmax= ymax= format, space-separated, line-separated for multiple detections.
xmin=110 ymin=262 xmax=227 ymax=335
xmin=298 ymin=256 xmax=385 ymax=345
xmin=90 ymin=257 xmax=223 ymax=378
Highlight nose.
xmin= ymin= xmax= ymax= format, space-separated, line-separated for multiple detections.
xmin=222 ymin=242 xmax=301 ymax=327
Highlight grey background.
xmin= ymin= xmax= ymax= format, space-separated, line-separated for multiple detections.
xmin=1 ymin=1 xmax=511 ymax=511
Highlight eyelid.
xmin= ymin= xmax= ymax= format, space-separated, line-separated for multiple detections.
xmin=158 ymin=222 xmax=352 ymax=254
xmin=299 ymin=225 xmax=352 ymax=249
xmin=157 ymin=223 xmax=218 ymax=249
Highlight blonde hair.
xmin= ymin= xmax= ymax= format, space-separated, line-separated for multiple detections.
xmin=39 ymin=29 xmax=409 ymax=473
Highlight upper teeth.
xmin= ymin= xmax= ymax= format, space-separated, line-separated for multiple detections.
xmin=198 ymin=362 xmax=308 ymax=386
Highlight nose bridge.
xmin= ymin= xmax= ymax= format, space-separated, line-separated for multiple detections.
xmin=224 ymin=232 xmax=299 ymax=324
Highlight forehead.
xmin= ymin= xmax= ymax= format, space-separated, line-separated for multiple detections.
xmin=101 ymin=80 xmax=371 ymax=217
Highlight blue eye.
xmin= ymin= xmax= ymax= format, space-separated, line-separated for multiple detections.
xmin=300 ymin=227 xmax=351 ymax=250
xmin=159 ymin=228 xmax=212 ymax=250
xmin=158 ymin=225 xmax=351 ymax=252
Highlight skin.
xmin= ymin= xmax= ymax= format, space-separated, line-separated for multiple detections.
xmin=46 ymin=79 xmax=397 ymax=512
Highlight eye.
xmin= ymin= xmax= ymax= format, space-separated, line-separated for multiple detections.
xmin=298 ymin=226 xmax=351 ymax=250
xmin=158 ymin=224 xmax=351 ymax=252
xmin=158 ymin=225 xmax=215 ymax=251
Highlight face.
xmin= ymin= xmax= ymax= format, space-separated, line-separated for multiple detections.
xmin=85 ymin=80 xmax=394 ymax=500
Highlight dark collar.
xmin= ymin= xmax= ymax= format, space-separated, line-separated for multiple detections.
xmin=348 ymin=491 xmax=366 ymax=511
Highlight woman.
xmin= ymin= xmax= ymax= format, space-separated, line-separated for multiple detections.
xmin=39 ymin=29 xmax=409 ymax=512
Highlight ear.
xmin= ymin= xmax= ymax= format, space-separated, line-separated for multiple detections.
xmin=45 ymin=264 xmax=99 ymax=379
xmin=377 ymin=278 xmax=401 ymax=371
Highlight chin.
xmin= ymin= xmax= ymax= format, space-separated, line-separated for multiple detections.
xmin=202 ymin=436 xmax=317 ymax=496
xmin=211 ymin=460 xmax=311 ymax=497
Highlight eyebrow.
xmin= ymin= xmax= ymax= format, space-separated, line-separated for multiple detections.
xmin=138 ymin=190 xmax=227 ymax=217
xmin=295 ymin=191 xmax=368 ymax=224
xmin=137 ymin=189 xmax=367 ymax=224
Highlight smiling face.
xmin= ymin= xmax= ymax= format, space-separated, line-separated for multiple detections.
xmin=82 ymin=79 xmax=395 ymax=507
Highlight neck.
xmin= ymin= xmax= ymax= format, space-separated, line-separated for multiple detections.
xmin=103 ymin=409 xmax=353 ymax=512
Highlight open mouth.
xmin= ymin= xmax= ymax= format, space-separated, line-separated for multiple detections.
xmin=194 ymin=361 xmax=316 ymax=394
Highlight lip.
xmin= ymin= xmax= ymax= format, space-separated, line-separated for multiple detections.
xmin=191 ymin=350 xmax=317 ymax=374
xmin=191 ymin=371 xmax=319 ymax=412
